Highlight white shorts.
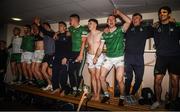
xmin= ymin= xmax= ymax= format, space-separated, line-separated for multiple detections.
xmin=102 ymin=55 xmax=124 ymax=70
xmin=21 ymin=51 xmax=33 ymax=64
xmin=32 ymin=50 xmax=45 ymax=63
xmin=86 ymin=53 xmax=105 ymax=69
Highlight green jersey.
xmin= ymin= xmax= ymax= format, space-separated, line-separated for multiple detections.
xmin=176 ymin=22 xmax=180 ymax=27
xmin=102 ymin=27 xmax=124 ymax=57
xmin=21 ymin=35 xmax=35 ymax=52
xmin=68 ymin=25 xmax=88 ymax=52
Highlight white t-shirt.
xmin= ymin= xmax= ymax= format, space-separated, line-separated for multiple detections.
xmin=12 ymin=36 xmax=22 ymax=53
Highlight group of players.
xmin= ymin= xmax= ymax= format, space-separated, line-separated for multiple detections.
xmin=9 ymin=6 xmax=180 ymax=109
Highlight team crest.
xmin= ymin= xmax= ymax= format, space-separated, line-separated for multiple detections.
xmin=158 ymin=28 xmax=161 ymax=32
xmin=140 ymin=28 xmax=143 ymax=32
xmin=131 ymin=27 xmax=135 ymax=31
xmin=170 ymin=28 xmax=174 ymax=32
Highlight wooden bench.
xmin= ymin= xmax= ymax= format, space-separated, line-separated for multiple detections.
xmin=6 ymin=84 xmax=166 ymax=111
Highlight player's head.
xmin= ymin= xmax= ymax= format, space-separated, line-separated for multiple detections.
xmin=13 ymin=27 xmax=21 ymax=36
xmin=88 ymin=18 xmax=98 ymax=31
xmin=43 ymin=22 xmax=51 ymax=30
xmin=132 ymin=13 xmax=142 ymax=26
xmin=107 ymin=15 xmax=116 ymax=28
xmin=58 ymin=21 xmax=67 ymax=32
xmin=23 ymin=25 xmax=31 ymax=35
xmin=69 ymin=14 xmax=80 ymax=26
xmin=31 ymin=23 xmax=39 ymax=35
xmin=158 ymin=6 xmax=171 ymax=22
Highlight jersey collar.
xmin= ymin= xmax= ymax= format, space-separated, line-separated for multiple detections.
xmin=109 ymin=26 xmax=117 ymax=33
xmin=75 ymin=24 xmax=81 ymax=28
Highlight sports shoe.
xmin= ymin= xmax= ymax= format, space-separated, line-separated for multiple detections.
xmin=16 ymin=80 xmax=22 ymax=85
xmin=9 ymin=81 xmax=15 ymax=85
xmin=130 ymin=95 xmax=137 ymax=104
xmin=74 ymin=90 xmax=81 ymax=97
xmin=150 ymin=101 xmax=160 ymax=110
xmin=118 ymin=98 xmax=124 ymax=106
xmin=126 ymin=95 xmax=132 ymax=104
xmin=28 ymin=80 xmax=34 ymax=85
xmin=42 ymin=84 xmax=53 ymax=91
xmin=101 ymin=96 xmax=110 ymax=103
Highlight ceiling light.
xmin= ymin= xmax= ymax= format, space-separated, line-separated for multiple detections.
xmin=11 ymin=17 xmax=22 ymax=21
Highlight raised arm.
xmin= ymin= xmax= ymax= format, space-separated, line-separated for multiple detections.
xmin=113 ymin=9 xmax=131 ymax=32
xmin=33 ymin=17 xmax=55 ymax=37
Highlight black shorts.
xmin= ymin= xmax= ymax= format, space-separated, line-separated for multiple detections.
xmin=154 ymin=55 xmax=180 ymax=75
xmin=42 ymin=54 xmax=54 ymax=68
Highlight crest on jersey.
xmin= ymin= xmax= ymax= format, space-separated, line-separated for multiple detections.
xmin=170 ymin=28 xmax=174 ymax=32
xmin=158 ymin=27 xmax=161 ymax=32
xmin=140 ymin=27 xmax=143 ymax=32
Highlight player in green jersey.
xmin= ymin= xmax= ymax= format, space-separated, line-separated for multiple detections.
xmin=68 ymin=14 xmax=88 ymax=96
xmin=94 ymin=9 xmax=131 ymax=106
xmin=21 ymin=25 xmax=34 ymax=83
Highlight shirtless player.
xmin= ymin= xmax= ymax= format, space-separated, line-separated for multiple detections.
xmin=31 ymin=23 xmax=45 ymax=87
xmin=86 ymin=19 xmax=104 ymax=101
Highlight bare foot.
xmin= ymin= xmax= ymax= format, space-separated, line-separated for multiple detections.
xmin=51 ymin=88 xmax=60 ymax=94
xmin=91 ymin=95 xmax=96 ymax=101
xmin=60 ymin=90 xmax=65 ymax=97
xmin=94 ymin=96 xmax=100 ymax=102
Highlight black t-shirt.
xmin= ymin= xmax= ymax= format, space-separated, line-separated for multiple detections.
xmin=153 ymin=22 xmax=180 ymax=56
xmin=55 ymin=32 xmax=72 ymax=59
xmin=34 ymin=34 xmax=43 ymax=41
xmin=39 ymin=25 xmax=55 ymax=37
xmin=125 ymin=25 xmax=153 ymax=54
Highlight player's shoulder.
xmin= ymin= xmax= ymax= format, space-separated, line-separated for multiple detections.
xmin=175 ymin=22 xmax=180 ymax=27
xmin=66 ymin=31 xmax=71 ymax=36
xmin=68 ymin=26 xmax=74 ymax=31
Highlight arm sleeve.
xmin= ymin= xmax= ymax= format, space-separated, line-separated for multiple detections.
xmin=81 ymin=27 xmax=88 ymax=38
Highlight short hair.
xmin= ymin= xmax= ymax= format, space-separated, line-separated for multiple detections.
xmin=13 ymin=27 xmax=21 ymax=32
xmin=88 ymin=19 xmax=98 ymax=26
xmin=108 ymin=14 xmax=117 ymax=18
xmin=132 ymin=13 xmax=142 ymax=19
xmin=43 ymin=22 xmax=51 ymax=28
xmin=70 ymin=14 xmax=80 ymax=22
xmin=31 ymin=23 xmax=39 ymax=31
xmin=0 ymin=40 xmax=6 ymax=44
xmin=158 ymin=6 xmax=172 ymax=14
xmin=107 ymin=14 xmax=117 ymax=22
xmin=24 ymin=24 xmax=31 ymax=30
xmin=58 ymin=21 xmax=67 ymax=27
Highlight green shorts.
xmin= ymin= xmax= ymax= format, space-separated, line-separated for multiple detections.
xmin=10 ymin=53 xmax=22 ymax=63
